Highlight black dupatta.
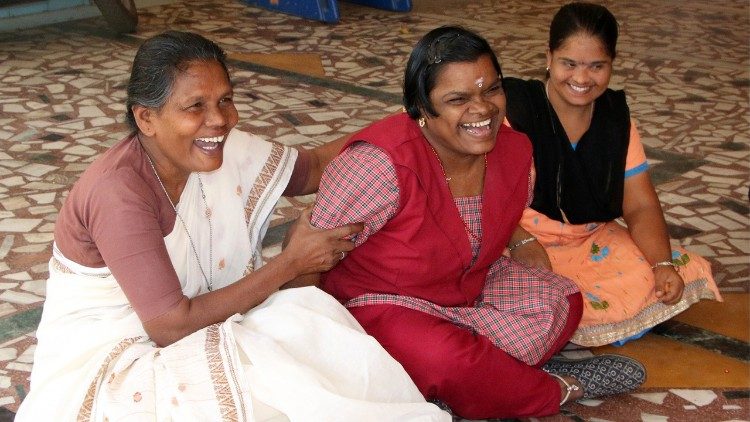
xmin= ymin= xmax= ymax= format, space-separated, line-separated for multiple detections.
xmin=503 ymin=77 xmax=631 ymax=224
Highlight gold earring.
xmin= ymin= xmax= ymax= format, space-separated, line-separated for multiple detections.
xmin=418 ymin=117 xmax=426 ymax=127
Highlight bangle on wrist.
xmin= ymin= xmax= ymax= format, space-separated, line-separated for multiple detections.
xmin=508 ymin=236 xmax=537 ymax=252
xmin=650 ymin=260 xmax=677 ymax=270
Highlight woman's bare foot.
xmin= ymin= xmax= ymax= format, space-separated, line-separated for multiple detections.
xmin=553 ymin=374 xmax=584 ymax=405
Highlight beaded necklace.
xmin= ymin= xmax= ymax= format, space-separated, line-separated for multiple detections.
xmin=145 ymin=153 xmax=214 ymax=292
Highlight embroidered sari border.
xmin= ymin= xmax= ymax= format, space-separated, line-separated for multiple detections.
xmin=571 ymin=278 xmax=718 ymax=346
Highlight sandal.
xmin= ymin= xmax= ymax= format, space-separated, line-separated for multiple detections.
xmin=542 ymin=354 xmax=646 ymax=399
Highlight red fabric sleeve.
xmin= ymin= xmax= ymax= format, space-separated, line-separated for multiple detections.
xmin=310 ymin=142 xmax=399 ymax=246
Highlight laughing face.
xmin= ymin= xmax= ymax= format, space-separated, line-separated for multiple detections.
xmin=423 ymin=54 xmax=505 ymax=160
xmin=546 ymin=32 xmax=612 ymax=109
xmin=137 ymin=59 xmax=239 ymax=181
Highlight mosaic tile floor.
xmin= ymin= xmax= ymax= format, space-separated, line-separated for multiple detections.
xmin=0 ymin=0 xmax=748 ymax=420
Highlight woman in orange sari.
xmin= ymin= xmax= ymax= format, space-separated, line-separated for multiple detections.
xmin=503 ymin=2 xmax=721 ymax=347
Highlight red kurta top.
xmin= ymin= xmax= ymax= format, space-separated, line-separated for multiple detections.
xmin=321 ymin=113 xmax=533 ymax=307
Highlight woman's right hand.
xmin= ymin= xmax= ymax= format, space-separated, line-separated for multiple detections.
xmin=282 ymin=207 xmax=364 ymax=276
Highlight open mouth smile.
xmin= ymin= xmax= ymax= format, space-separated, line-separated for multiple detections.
xmin=568 ymin=83 xmax=593 ymax=94
xmin=461 ymin=118 xmax=492 ymax=136
xmin=194 ymin=135 xmax=225 ymax=151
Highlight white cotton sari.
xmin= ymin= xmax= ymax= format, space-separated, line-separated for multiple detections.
xmin=17 ymin=129 xmax=449 ymax=422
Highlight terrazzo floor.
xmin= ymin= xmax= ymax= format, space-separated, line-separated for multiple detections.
xmin=0 ymin=0 xmax=748 ymax=420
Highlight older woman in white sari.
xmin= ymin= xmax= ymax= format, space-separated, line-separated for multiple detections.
xmin=16 ymin=31 xmax=449 ymax=422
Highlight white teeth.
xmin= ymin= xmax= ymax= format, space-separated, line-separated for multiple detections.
xmin=463 ymin=118 xmax=491 ymax=128
xmin=569 ymin=84 xmax=590 ymax=93
xmin=196 ymin=135 xmax=224 ymax=143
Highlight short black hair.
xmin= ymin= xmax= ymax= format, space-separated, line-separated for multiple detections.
xmin=403 ymin=26 xmax=502 ymax=120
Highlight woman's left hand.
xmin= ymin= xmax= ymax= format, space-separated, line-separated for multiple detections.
xmin=653 ymin=266 xmax=684 ymax=305
xmin=511 ymin=241 xmax=553 ymax=271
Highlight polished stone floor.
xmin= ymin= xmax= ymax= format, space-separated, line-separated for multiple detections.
xmin=0 ymin=0 xmax=748 ymax=420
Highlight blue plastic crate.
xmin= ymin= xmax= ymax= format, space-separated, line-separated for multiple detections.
xmin=345 ymin=0 xmax=411 ymax=12
xmin=244 ymin=0 xmax=340 ymax=23
xmin=244 ymin=0 xmax=411 ymax=23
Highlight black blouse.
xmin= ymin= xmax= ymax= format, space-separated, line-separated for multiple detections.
xmin=503 ymin=77 xmax=631 ymax=224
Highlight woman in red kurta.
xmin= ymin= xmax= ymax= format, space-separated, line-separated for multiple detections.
xmin=311 ymin=26 xmax=646 ymax=419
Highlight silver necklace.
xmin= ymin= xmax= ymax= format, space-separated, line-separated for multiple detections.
xmin=146 ymin=154 xmax=214 ymax=291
